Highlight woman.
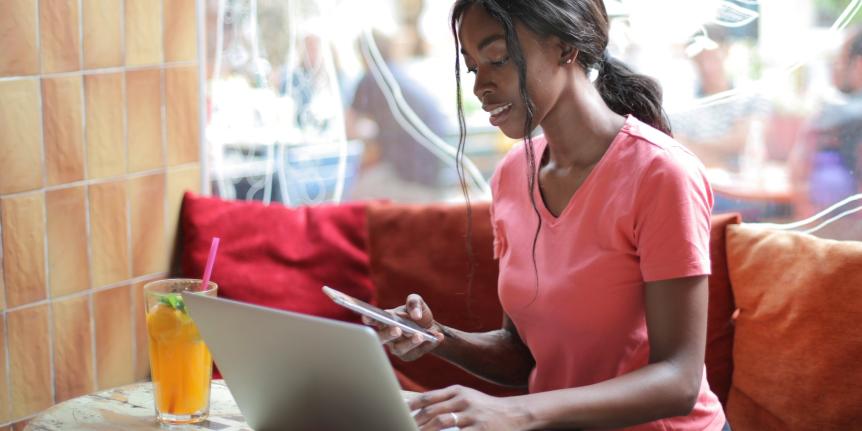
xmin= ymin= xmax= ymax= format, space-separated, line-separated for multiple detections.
xmin=365 ymin=1 xmax=727 ymax=429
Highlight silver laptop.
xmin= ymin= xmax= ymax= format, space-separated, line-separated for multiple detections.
xmin=183 ymin=293 xmax=421 ymax=431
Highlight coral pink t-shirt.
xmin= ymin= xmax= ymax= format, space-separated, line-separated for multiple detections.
xmin=491 ymin=116 xmax=725 ymax=430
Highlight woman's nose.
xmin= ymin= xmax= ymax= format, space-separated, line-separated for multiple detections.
xmin=473 ymin=73 xmax=492 ymax=101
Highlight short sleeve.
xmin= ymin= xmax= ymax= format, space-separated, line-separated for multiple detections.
xmin=635 ymin=149 xmax=714 ymax=282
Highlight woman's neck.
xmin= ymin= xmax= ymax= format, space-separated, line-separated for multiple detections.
xmin=539 ymin=75 xmax=625 ymax=170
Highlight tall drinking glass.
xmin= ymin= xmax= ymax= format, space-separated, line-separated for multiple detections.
xmin=144 ymin=279 xmax=217 ymax=425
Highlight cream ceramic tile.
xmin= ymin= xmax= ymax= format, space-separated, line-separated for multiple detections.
xmin=94 ymin=285 xmax=134 ymax=389
xmin=0 ymin=193 xmax=46 ymax=308
xmin=52 ymin=296 xmax=95 ymax=402
xmin=8 ymin=305 xmax=52 ymax=418
xmin=129 ymin=174 xmax=166 ymax=276
xmin=39 ymin=0 xmax=81 ymax=73
xmin=89 ymin=181 xmax=130 ymax=288
xmin=82 ymin=0 xmax=122 ymax=69
xmin=125 ymin=0 xmax=163 ymax=66
xmin=0 ymin=0 xmax=38 ymax=76
xmin=43 ymin=76 xmax=85 ymax=186
xmin=166 ymin=165 xmax=200 ymax=266
xmin=164 ymin=0 xmax=197 ymax=62
xmin=126 ymin=69 xmax=164 ymax=173
xmin=165 ymin=67 xmax=199 ymax=166
xmin=85 ymin=73 xmax=125 ymax=179
xmin=0 ymin=79 xmax=43 ymax=194
xmin=0 ymin=317 xmax=9 ymax=423
xmin=45 ymin=187 xmax=90 ymax=297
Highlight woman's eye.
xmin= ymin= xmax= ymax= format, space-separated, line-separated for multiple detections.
xmin=491 ymin=56 xmax=510 ymax=66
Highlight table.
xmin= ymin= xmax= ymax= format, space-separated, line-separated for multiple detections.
xmin=26 ymin=380 xmax=421 ymax=430
xmin=26 ymin=380 xmax=250 ymax=430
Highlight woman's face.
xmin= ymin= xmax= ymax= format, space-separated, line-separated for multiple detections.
xmin=457 ymin=5 xmax=568 ymax=139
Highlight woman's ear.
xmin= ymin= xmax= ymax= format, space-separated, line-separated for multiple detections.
xmin=559 ymin=44 xmax=578 ymax=65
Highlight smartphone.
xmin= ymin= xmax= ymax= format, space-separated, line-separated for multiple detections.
xmin=322 ymin=286 xmax=437 ymax=343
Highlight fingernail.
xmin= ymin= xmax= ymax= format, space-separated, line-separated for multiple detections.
xmin=412 ymin=307 xmax=422 ymax=319
xmin=412 ymin=335 xmax=422 ymax=345
xmin=390 ymin=327 xmax=400 ymax=337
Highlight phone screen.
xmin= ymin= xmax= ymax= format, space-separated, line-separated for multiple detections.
xmin=322 ymin=286 xmax=437 ymax=342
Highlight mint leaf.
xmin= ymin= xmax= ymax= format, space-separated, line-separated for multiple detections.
xmin=159 ymin=294 xmax=186 ymax=313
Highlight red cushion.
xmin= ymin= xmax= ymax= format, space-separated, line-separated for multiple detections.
xmin=705 ymin=212 xmax=742 ymax=406
xmin=179 ymin=193 xmax=374 ymax=323
xmin=367 ymin=202 xmax=528 ymax=397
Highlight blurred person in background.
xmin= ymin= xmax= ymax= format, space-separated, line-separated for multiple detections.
xmin=345 ymin=10 xmax=456 ymax=202
xmin=790 ymin=27 xmax=862 ymax=216
xmin=671 ymin=24 xmax=771 ymax=172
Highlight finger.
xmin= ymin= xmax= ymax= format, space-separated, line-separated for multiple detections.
xmin=408 ymin=386 xmax=459 ymax=411
xmin=405 ymin=294 xmax=427 ymax=321
xmin=378 ymin=326 xmax=402 ymax=344
xmin=413 ymin=402 xmax=472 ymax=431
xmin=413 ymin=398 xmax=465 ymax=427
xmin=388 ymin=333 xmax=427 ymax=356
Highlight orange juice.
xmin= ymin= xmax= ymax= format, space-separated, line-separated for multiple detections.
xmin=143 ymin=279 xmax=217 ymax=424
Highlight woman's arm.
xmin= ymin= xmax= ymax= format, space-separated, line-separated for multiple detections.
xmin=373 ymin=295 xmax=535 ymax=388
xmin=434 ymin=314 xmax=535 ymax=387
xmin=410 ymin=275 xmax=709 ymax=430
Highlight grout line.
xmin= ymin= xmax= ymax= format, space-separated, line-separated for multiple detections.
xmin=129 ymin=277 xmax=137 ymax=383
xmin=89 ymin=291 xmax=98 ymax=390
xmin=78 ymin=0 xmax=84 ymax=72
xmin=35 ymin=0 xmax=42 ymax=75
xmin=120 ymin=0 xmax=126 ymax=67
xmin=42 ymin=194 xmax=57 ymax=406
xmin=0 ymin=163 xmax=201 ymax=200
xmin=3 ymin=273 xmax=168 ymax=315
xmin=0 ymin=62 xmax=198 ymax=82
xmin=161 ymin=67 xmax=169 ymax=171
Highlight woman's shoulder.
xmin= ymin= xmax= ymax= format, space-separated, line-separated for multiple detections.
xmin=621 ymin=116 xmax=705 ymax=174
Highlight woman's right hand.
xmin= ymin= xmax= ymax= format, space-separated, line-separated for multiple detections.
xmin=362 ymin=294 xmax=445 ymax=361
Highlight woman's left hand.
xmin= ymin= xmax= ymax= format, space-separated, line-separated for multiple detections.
xmin=408 ymin=385 xmax=531 ymax=431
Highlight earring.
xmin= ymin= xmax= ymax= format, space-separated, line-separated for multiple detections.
xmin=565 ymin=58 xmax=573 ymax=64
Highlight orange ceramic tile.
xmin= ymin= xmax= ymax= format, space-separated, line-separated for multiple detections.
xmin=8 ymin=305 xmax=52 ymax=418
xmin=166 ymin=165 xmax=200 ymax=260
xmin=43 ymin=76 xmax=85 ymax=186
xmin=129 ymin=174 xmax=166 ymax=276
xmin=0 ymin=193 xmax=46 ymax=308
xmin=0 ymin=79 xmax=43 ymax=194
xmin=0 ymin=0 xmax=38 ymax=76
xmin=45 ymin=187 xmax=90 ymax=297
xmin=85 ymin=73 xmax=125 ymax=179
xmin=0 ymin=318 xmax=9 ymax=423
xmin=126 ymin=69 xmax=164 ymax=173
xmin=52 ymin=295 xmax=95 ymax=402
xmin=164 ymin=0 xmax=197 ymax=62
xmin=132 ymin=279 xmax=150 ymax=381
xmin=82 ymin=0 xmax=122 ymax=69
xmin=39 ymin=0 xmax=81 ymax=73
xmin=125 ymin=0 xmax=163 ymax=66
xmin=165 ymin=67 xmax=200 ymax=166
xmin=89 ymin=181 xmax=130 ymax=288
xmin=94 ymin=285 xmax=134 ymax=389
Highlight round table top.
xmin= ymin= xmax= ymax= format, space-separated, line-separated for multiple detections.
xmin=26 ymin=380 xmax=251 ymax=431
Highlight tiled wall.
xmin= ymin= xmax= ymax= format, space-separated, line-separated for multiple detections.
xmin=0 ymin=0 xmax=202 ymax=428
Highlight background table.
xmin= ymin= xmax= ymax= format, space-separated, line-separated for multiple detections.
xmin=26 ymin=380 xmax=251 ymax=430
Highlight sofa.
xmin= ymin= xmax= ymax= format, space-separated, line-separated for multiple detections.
xmin=177 ymin=192 xmax=862 ymax=430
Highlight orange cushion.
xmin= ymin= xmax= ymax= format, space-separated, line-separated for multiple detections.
xmin=366 ymin=202 xmax=527 ymax=397
xmin=705 ymin=213 xmax=742 ymax=407
xmin=726 ymin=224 xmax=862 ymax=430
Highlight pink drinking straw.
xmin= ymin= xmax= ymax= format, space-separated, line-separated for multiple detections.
xmin=200 ymin=237 xmax=220 ymax=291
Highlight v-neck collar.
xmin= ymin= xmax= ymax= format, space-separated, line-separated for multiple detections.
xmin=532 ymin=115 xmax=632 ymax=226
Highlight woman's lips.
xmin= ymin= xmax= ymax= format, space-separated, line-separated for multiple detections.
xmin=488 ymin=103 xmax=512 ymax=127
